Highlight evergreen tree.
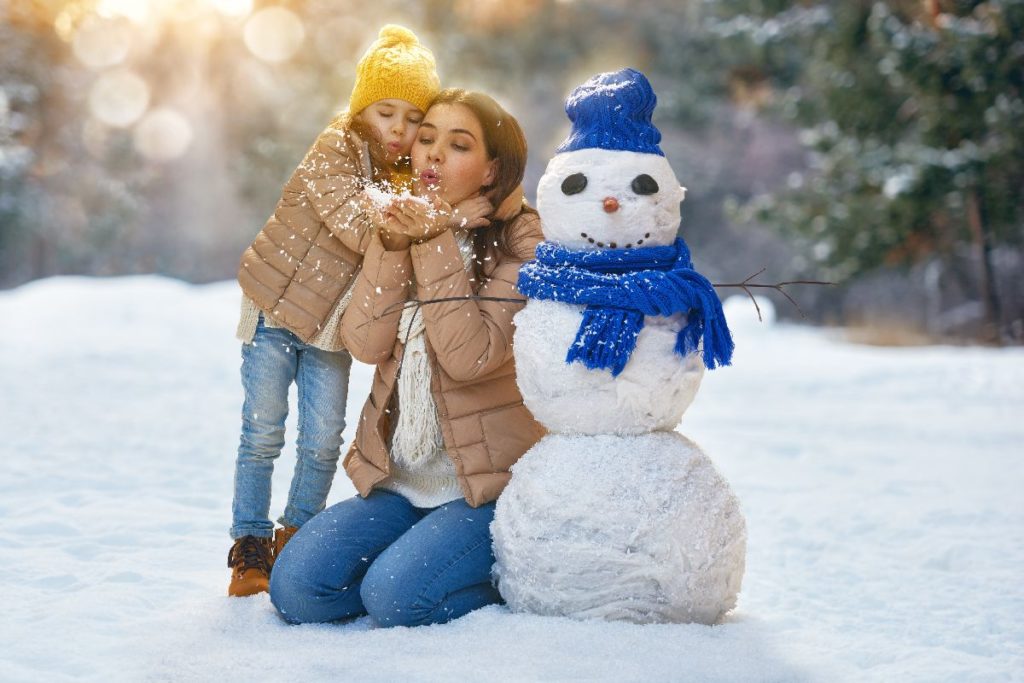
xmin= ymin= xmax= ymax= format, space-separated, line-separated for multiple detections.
xmin=726 ymin=1 xmax=1024 ymax=339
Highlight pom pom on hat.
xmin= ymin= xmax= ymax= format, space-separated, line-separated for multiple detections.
xmin=556 ymin=68 xmax=664 ymax=157
xmin=349 ymin=25 xmax=441 ymax=116
xmin=376 ymin=24 xmax=418 ymax=47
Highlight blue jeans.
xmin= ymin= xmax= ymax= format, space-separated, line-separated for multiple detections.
xmin=230 ymin=317 xmax=352 ymax=539
xmin=269 ymin=490 xmax=502 ymax=627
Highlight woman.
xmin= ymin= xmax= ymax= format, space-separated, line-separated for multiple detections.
xmin=269 ymin=89 xmax=545 ymax=627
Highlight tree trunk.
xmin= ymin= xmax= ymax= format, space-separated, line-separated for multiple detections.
xmin=965 ymin=187 xmax=1003 ymax=343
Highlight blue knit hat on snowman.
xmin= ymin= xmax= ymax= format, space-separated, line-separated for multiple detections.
xmin=556 ymin=68 xmax=665 ymax=157
xmin=519 ymin=67 xmax=734 ymax=375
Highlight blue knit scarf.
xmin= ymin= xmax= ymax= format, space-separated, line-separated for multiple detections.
xmin=517 ymin=238 xmax=734 ymax=376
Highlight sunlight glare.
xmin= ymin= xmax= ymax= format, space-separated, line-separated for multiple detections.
xmin=92 ymin=0 xmax=253 ymax=25
xmin=95 ymin=0 xmax=154 ymax=24
xmin=209 ymin=0 xmax=253 ymax=17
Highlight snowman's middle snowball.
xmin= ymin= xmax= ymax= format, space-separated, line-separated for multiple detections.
xmin=513 ymin=299 xmax=704 ymax=435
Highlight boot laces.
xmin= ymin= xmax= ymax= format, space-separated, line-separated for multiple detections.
xmin=228 ymin=535 xmax=271 ymax=572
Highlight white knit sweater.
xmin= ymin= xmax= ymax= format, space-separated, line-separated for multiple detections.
xmin=378 ymin=231 xmax=475 ymax=509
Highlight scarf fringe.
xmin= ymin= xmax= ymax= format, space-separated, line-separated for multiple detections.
xmin=389 ymin=232 xmax=476 ymax=468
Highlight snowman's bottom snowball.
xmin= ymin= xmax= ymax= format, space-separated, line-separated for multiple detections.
xmin=491 ymin=432 xmax=746 ymax=625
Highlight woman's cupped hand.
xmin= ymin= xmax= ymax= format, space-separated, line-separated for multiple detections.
xmin=379 ymin=195 xmax=493 ymax=250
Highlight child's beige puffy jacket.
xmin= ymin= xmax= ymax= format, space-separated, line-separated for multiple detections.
xmin=238 ymin=126 xmax=376 ymax=345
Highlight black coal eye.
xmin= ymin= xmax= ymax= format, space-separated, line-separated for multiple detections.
xmin=631 ymin=174 xmax=659 ymax=195
xmin=561 ymin=173 xmax=587 ymax=195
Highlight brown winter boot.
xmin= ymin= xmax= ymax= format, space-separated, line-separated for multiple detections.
xmin=273 ymin=525 xmax=299 ymax=559
xmin=227 ymin=535 xmax=273 ymax=597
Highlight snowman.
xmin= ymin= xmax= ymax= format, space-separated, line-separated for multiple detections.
xmin=491 ymin=69 xmax=747 ymax=625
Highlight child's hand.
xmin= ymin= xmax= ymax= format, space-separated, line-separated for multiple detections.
xmin=492 ymin=184 xmax=525 ymax=222
xmin=361 ymin=194 xmax=389 ymax=229
xmin=448 ymin=196 xmax=493 ymax=230
xmin=376 ymin=202 xmax=410 ymax=250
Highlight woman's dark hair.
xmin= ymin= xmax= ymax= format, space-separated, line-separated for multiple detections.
xmin=428 ymin=89 xmax=537 ymax=283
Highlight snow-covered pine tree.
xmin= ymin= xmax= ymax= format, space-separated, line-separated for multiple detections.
xmin=722 ymin=0 xmax=1023 ymax=341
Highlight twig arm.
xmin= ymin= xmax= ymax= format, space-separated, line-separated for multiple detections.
xmin=713 ymin=271 xmax=834 ymax=320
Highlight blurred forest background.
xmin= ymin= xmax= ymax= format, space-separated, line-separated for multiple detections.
xmin=2 ymin=0 xmax=1022 ymax=343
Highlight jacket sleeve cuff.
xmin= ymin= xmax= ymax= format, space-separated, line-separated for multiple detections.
xmin=410 ymin=230 xmax=466 ymax=290
xmin=365 ymin=232 xmax=413 ymax=289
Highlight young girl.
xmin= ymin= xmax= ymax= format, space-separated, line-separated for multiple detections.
xmin=268 ymin=90 xmax=546 ymax=626
xmin=227 ymin=25 xmax=451 ymax=598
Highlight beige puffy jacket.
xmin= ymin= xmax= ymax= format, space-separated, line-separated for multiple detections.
xmin=237 ymin=125 xmax=378 ymax=344
xmin=339 ymin=211 xmax=546 ymax=507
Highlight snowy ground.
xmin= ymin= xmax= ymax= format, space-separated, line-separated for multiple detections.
xmin=1 ymin=275 xmax=1022 ymax=682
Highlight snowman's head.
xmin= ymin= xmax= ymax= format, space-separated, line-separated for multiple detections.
xmin=537 ymin=68 xmax=686 ymax=250
xmin=537 ymin=148 xmax=685 ymax=249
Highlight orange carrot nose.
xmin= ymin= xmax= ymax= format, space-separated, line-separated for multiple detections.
xmin=603 ymin=197 xmax=619 ymax=213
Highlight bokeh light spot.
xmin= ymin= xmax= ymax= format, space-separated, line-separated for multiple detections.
xmin=243 ymin=7 xmax=305 ymax=63
xmin=88 ymin=69 xmax=150 ymax=128
xmin=72 ymin=16 xmax=133 ymax=69
xmin=133 ymin=108 xmax=194 ymax=162
xmin=54 ymin=4 xmax=91 ymax=43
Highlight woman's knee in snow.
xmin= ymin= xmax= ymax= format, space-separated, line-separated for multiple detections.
xmin=268 ymin=554 xmax=320 ymax=624
xmin=359 ymin=561 xmax=435 ymax=627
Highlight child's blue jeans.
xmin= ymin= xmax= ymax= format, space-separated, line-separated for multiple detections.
xmin=269 ymin=490 xmax=502 ymax=627
xmin=230 ymin=317 xmax=352 ymax=540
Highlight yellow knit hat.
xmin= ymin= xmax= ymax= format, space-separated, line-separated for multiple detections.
xmin=348 ymin=25 xmax=440 ymax=116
